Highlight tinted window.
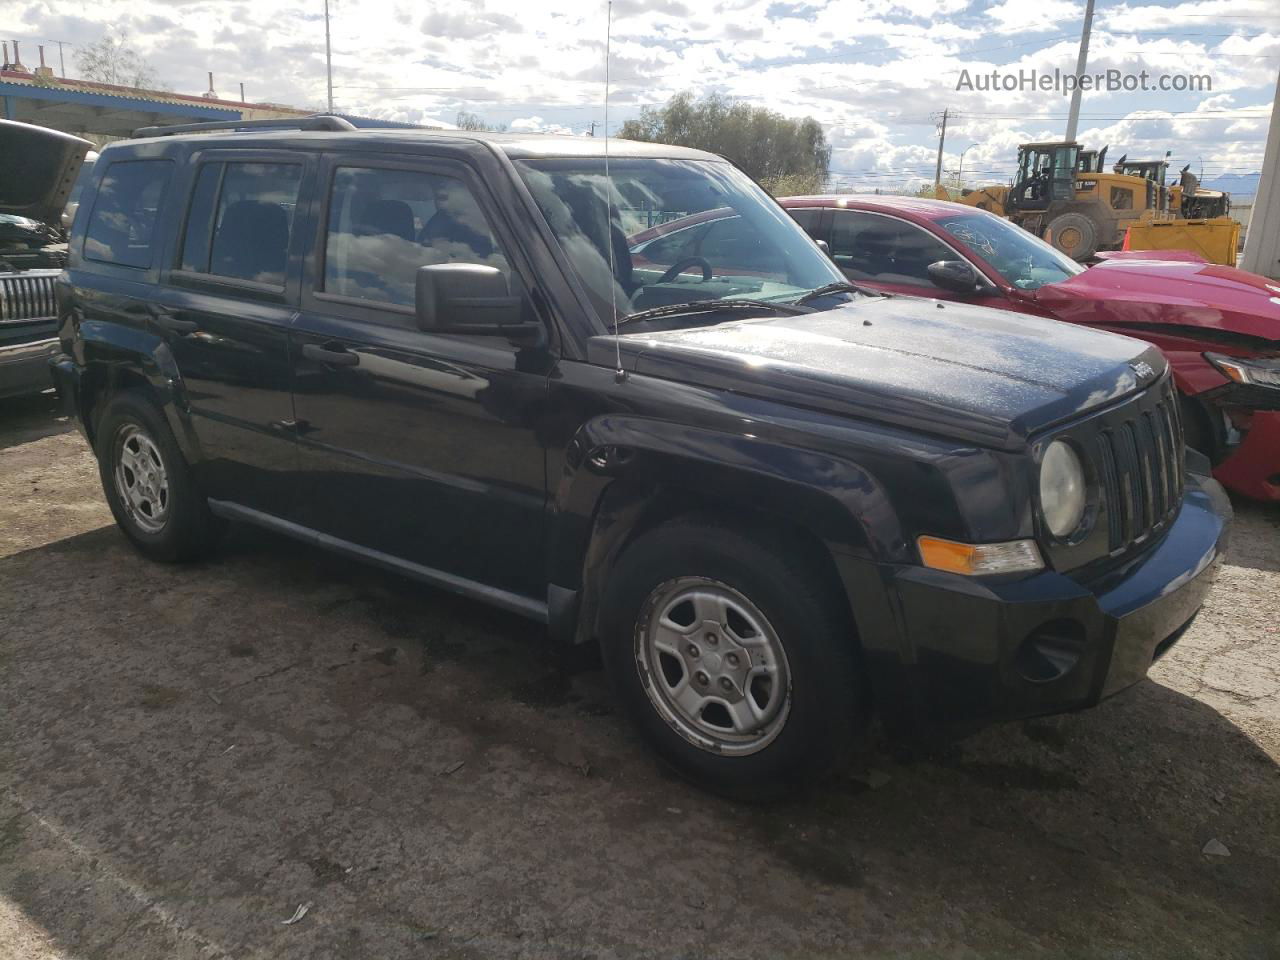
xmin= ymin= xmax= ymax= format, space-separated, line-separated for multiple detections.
xmin=633 ymin=219 xmax=716 ymax=271
xmin=699 ymin=216 xmax=778 ymax=274
xmin=205 ymin=163 xmax=302 ymax=286
xmin=179 ymin=164 xmax=222 ymax=273
xmin=83 ymin=160 xmax=173 ymax=269
xmin=323 ymin=166 xmax=509 ymax=308
xmin=829 ymin=210 xmax=954 ymax=286
xmin=787 ymin=207 xmax=822 ymax=236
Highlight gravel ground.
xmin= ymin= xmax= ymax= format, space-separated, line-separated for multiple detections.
xmin=1 ymin=391 xmax=1278 ymax=960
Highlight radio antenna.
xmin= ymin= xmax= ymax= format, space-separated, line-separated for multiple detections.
xmin=603 ymin=0 xmax=625 ymax=382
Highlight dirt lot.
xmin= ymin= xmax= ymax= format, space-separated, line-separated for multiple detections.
xmin=1 ymin=391 xmax=1278 ymax=960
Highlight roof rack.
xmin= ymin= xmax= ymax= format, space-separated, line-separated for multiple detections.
xmin=132 ymin=114 xmax=356 ymax=139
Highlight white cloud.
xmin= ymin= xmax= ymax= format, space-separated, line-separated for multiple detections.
xmin=6 ymin=0 xmax=1272 ymax=188
xmin=509 ymin=115 xmax=580 ymax=135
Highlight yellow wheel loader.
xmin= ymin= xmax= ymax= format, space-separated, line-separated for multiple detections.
xmin=958 ymin=141 xmax=1162 ymax=260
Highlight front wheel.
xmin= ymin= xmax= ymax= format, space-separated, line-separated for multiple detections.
xmin=1046 ymin=212 xmax=1099 ymax=261
xmin=599 ymin=520 xmax=862 ymax=796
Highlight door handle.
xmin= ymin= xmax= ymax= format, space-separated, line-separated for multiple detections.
xmin=148 ymin=306 xmax=198 ymax=334
xmin=302 ymin=342 xmax=360 ymax=367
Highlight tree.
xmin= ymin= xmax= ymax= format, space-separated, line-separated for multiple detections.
xmin=618 ymin=92 xmax=831 ymax=193
xmin=455 ymin=111 xmax=506 ymax=132
xmin=75 ymin=29 xmax=162 ymax=89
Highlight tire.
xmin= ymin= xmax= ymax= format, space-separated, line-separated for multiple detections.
xmin=598 ymin=519 xmax=862 ymax=797
xmin=1179 ymin=394 xmax=1225 ymax=465
xmin=1046 ymin=212 xmax=1098 ymax=261
xmin=95 ymin=391 xmax=221 ymax=562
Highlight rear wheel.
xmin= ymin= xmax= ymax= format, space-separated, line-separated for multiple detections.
xmin=96 ymin=392 xmax=222 ymax=562
xmin=1046 ymin=212 xmax=1098 ymax=261
xmin=599 ymin=519 xmax=861 ymax=796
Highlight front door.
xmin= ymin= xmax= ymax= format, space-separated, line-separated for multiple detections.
xmin=825 ymin=209 xmax=1008 ymax=308
xmin=289 ymin=156 xmax=554 ymax=601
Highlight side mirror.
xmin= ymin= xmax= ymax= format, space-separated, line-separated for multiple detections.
xmin=415 ymin=263 xmax=540 ymax=339
xmin=815 ymin=239 xmax=830 ymax=255
xmin=927 ymin=259 xmax=983 ymax=294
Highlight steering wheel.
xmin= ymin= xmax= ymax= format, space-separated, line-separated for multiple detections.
xmin=658 ymin=257 xmax=713 ymax=284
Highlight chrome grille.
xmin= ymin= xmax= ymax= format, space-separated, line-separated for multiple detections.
xmin=1093 ymin=385 xmax=1184 ymax=551
xmin=0 ymin=272 xmax=58 ymax=323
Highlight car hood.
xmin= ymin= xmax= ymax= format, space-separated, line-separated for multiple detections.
xmin=589 ymin=296 xmax=1163 ymax=450
xmin=0 ymin=119 xmax=93 ymax=227
xmin=1036 ymin=257 xmax=1280 ymax=344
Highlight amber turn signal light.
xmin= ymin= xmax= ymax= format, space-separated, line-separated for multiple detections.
xmin=917 ymin=535 xmax=1044 ymax=576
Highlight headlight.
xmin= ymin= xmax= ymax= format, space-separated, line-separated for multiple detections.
xmin=1205 ymin=352 xmax=1280 ymax=389
xmin=1040 ymin=440 xmax=1086 ymax=539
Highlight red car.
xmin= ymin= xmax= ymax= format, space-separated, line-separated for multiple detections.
xmin=768 ymin=196 xmax=1280 ymax=501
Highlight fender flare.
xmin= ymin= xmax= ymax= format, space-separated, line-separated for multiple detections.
xmin=545 ymin=414 xmax=908 ymax=646
xmin=76 ymin=319 xmax=203 ymax=463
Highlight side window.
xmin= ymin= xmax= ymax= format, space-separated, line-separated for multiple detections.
xmin=180 ymin=162 xmax=302 ymax=286
xmin=322 ymin=166 xmax=510 ymax=309
xmin=829 ymin=211 xmax=954 ymax=286
xmin=84 ymin=160 xmax=173 ymax=269
xmin=179 ymin=164 xmax=222 ymax=273
xmin=699 ymin=216 xmax=776 ymax=274
xmin=632 ymin=220 xmax=714 ymax=271
xmin=787 ymin=207 xmax=822 ymax=240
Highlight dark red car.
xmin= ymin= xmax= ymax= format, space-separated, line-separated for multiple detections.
xmin=766 ymin=195 xmax=1280 ymax=501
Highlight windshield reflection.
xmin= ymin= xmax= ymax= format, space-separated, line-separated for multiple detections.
xmin=937 ymin=213 xmax=1085 ymax=290
xmin=516 ymin=158 xmax=845 ymax=328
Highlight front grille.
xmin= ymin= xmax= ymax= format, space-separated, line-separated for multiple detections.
xmin=1093 ymin=383 xmax=1184 ymax=551
xmin=0 ymin=272 xmax=58 ymax=323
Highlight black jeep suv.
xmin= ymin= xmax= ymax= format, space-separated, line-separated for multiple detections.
xmin=51 ymin=116 xmax=1230 ymax=792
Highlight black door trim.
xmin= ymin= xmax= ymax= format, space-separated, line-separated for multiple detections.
xmin=207 ymin=498 xmax=549 ymax=623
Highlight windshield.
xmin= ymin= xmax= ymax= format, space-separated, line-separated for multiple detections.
xmin=515 ymin=158 xmax=845 ymax=326
xmin=936 ymin=212 xmax=1085 ymax=290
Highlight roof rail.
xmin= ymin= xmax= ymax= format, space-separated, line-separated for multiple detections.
xmin=132 ymin=114 xmax=356 ymax=139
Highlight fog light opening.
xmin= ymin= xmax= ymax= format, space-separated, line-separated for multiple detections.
xmin=1015 ymin=619 xmax=1087 ymax=684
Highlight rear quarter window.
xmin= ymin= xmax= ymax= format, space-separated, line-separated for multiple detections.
xmin=83 ymin=160 xmax=173 ymax=269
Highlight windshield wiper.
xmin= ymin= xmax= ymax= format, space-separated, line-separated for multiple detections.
xmin=615 ymin=298 xmax=811 ymax=329
xmin=793 ymin=281 xmax=877 ymax=305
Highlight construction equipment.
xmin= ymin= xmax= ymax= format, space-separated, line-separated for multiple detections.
xmin=959 ymin=141 xmax=1162 ymax=260
xmin=1170 ymin=165 xmax=1231 ymax=219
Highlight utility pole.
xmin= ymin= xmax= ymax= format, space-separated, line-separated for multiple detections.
xmin=957 ymin=143 xmax=978 ymax=186
xmin=1241 ymin=67 xmax=1280 ymax=279
xmin=933 ymin=108 xmax=949 ymax=195
xmin=324 ymin=0 xmax=334 ymax=113
xmin=1064 ymin=0 xmax=1096 ymax=142
xmin=53 ymin=39 xmax=69 ymax=78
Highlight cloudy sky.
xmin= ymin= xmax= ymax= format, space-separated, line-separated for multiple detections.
xmin=7 ymin=0 xmax=1279 ymax=190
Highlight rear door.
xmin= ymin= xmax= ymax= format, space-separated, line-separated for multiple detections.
xmin=288 ymin=154 xmax=555 ymax=602
xmin=151 ymin=151 xmax=314 ymax=517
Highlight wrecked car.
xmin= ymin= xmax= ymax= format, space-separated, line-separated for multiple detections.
xmin=0 ymin=119 xmax=92 ymax=398
xmin=781 ymin=195 xmax=1280 ymax=501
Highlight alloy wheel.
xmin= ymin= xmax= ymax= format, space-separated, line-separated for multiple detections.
xmin=113 ymin=423 xmax=170 ymax=534
xmin=634 ymin=577 xmax=792 ymax=756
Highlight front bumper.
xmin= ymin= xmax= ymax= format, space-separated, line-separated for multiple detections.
xmin=1213 ymin=409 xmax=1280 ymax=502
xmin=0 ymin=336 xmax=58 ymax=399
xmin=48 ymin=352 xmax=86 ymax=434
xmin=870 ymin=467 xmax=1231 ymax=733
